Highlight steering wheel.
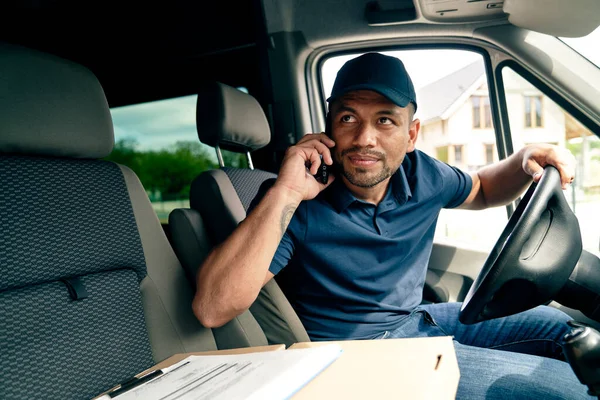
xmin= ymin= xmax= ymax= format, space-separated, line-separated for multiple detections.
xmin=459 ymin=166 xmax=583 ymax=324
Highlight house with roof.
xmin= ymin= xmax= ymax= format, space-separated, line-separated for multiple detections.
xmin=414 ymin=61 xmax=566 ymax=173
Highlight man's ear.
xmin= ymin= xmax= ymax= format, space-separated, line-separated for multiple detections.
xmin=407 ymin=118 xmax=420 ymax=152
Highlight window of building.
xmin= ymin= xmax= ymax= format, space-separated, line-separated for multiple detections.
xmin=436 ymin=146 xmax=449 ymax=163
xmin=485 ymin=144 xmax=494 ymax=164
xmin=524 ymin=95 xmax=543 ymax=128
xmin=472 ymin=96 xmax=492 ymax=129
xmin=454 ymin=145 xmax=463 ymax=163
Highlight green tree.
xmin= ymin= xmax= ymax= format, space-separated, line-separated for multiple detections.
xmin=567 ymin=140 xmax=600 ymax=161
xmin=139 ymin=141 xmax=216 ymax=200
xmin=105 ymin=139 xmax=218 ymax=201
xmin=221 ymin=150 xmax=248 ymax=168
xmin=104 ymin=138 xmax=143 ymax=176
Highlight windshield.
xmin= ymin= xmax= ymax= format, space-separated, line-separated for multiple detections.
xmin=559 ymin=26 xmax=600 ymax=68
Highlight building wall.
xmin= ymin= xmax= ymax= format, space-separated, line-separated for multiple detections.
xmin=502 ymin=69 xmax=566 ymax=149
xmin=418 ymin=70 xmax=565 ymax=172
xmin=417 ymin=120 xmax=443 ymax=158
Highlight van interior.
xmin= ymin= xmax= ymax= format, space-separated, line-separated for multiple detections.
xmin=1 ymin=0 xmax=600 ymax=398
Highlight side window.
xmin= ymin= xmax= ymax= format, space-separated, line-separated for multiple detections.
xmin=105 ymin=94 xmax=247 ymax=224
xmin=321 ymin=49 xmax=508 ymax=250
xmin=501 ymin=67 xmax=600 ymax=257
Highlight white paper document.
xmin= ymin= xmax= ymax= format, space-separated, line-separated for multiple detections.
xmin=116 ymin=344 xmax=342 ymax=400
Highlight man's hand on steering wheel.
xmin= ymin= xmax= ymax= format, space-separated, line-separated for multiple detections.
xmin=459 ymin=163 xmax=582 ymax=324
xmin=521 ymin=143 xmax=576 ymax=189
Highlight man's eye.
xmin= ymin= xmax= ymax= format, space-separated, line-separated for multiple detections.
xmin=378 ymin=117 xmax=393 ymax=125
xmin=341 ymin=115 xmax=355 ymax=122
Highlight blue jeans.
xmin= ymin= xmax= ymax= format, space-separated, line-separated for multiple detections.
xmin=380 ymin=302 xmax=593 ymax=399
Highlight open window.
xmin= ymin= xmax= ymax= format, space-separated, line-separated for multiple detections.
xmin=500 ymin=65 xmax=600 ymax=257
xmin=321 ymin=48 xmax=508 ymax=251
xmin=106 ymin=94 xmax=248 ymax=224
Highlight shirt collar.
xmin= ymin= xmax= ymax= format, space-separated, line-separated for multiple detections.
xmin=326 ymin=166 xmax=413 ymax=213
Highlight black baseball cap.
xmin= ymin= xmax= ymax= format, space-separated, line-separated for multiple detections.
xmin=327 ymin=52 xmax=417 ymax=112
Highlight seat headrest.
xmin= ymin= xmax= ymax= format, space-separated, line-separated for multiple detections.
xmin=196 ymin=81 xmax=270 ymax=153
xmin=0 ymin=42 xmax=114 ymax=159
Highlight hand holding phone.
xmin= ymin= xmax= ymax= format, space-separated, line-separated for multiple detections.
xmin=314 ymin=154 xmax=329 ymax=184
xmin=276 ymin=120 xmax=335 ymax=202
xmin=313 ymin=113 xmax=333 ymax=184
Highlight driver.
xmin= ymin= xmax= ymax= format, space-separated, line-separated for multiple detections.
xmin=193 ymin=52 xmax=591 ymax=398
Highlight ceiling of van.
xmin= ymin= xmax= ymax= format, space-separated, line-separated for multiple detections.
xmin=1 ymin=1 xmax=263 ymax=107
xmin=3 ymin=0 xmax=597 ymax=108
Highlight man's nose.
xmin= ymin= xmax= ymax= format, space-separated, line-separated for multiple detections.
xmin=352 ymin=123 xmax=377 ymax=148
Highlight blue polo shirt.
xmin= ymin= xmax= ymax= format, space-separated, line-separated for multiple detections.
xmin=268 ymin=149 xmax=472 ymax=341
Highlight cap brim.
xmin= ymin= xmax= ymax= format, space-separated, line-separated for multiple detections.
xmin=327 ymin=83 xmax=414 ymax=110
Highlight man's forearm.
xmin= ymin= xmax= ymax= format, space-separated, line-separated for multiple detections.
xmin=468 ymin=147 xmax=532 ymax=209
xmin=192 ymin=185 xmax=301 ymax=327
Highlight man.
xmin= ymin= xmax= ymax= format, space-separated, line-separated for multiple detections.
xmin=193 ymin=52 xmax=591 ymax=398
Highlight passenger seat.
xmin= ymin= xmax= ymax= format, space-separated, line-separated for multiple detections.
xmin=0 ymin=42 xmax=265 ymax=400
xmin=169 ymin=81 xmax=310 ymax=346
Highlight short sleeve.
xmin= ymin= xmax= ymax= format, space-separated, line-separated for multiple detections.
xmin=247 ymin=177 xmax=277 ymax=214
xmin=437 ymin=162 xmax=473 ymax=209
xmin=268 ymin=201 xmax=306 ymax=275
xmin=268 ymin=229 xmax=295 ymax=275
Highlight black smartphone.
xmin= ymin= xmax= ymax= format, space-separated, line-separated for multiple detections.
xmin=313 ymin=113 xmax=332 ymax=184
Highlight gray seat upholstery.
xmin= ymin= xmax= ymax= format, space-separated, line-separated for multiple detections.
xmin=169 ymin=81 xmax=310 ymax=346
xmin=167 ymin=208 xmax=268 ymax=350
xmin=0 ymin=42 xmax=265 ymax=400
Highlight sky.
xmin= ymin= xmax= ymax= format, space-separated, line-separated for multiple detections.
xmin=111 ymin=28 xmax=599 ymax=152
xmin=111 ymin=94 xmax=200 ymax=152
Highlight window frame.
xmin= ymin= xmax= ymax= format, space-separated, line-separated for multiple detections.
xmin=495 ymin=60 xmax=599 ymax=142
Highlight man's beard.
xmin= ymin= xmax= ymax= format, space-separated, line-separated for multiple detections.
xmin=335 ymin=148 xmax=394 ymax=188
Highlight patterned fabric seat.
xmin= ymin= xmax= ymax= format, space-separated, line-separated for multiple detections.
xmin=0 ymin=42 xmax=266 ymax=400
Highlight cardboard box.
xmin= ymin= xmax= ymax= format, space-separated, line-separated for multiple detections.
xmin=93 ymin=337 xmax=459 ymax=399
xmin=289 ymin=336 xmax=459 ymax=399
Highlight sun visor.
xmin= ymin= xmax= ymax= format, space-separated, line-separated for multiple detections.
xmin=504 ymin=0 xmax=600 ymax=38
xmin=419 ymin=0 xmax=506 ymax=23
